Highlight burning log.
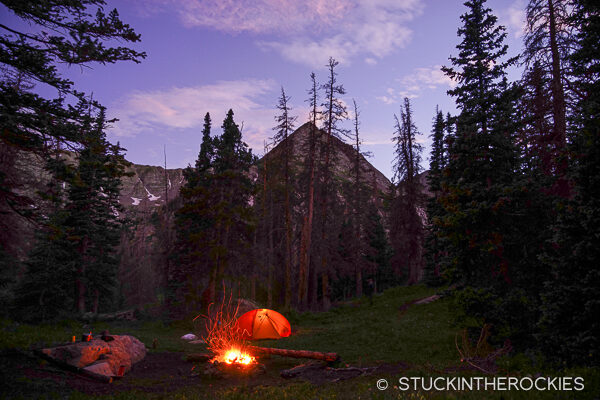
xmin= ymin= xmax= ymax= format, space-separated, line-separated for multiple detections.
xmin=202 ymin=359 xmax=266 ymax=378
xmin=247 ymin=346 xmax=340 ymax=363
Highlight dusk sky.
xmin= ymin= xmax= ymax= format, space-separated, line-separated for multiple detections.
xmin=3 ymin=0 xmax=528 ymax=179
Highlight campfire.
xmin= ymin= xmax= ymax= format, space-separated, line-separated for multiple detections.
xmin=189 ymin=290 xmax=341 ymax=379
xmin=194 ymin=293 xmax=263 ymax=377
xmin=214 ymin=348 xmax=256 ymax=365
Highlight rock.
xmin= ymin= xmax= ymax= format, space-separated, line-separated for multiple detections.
xmin=99 ymin=334 xmax=146 ymax=375
xmin=83 ymin=361 xmax=114 ymax=377
xmin=234 ymin=298 xmax=260 ymax=318
xmin=40 ymin=334 xmax=146 ymax=377
xmin=181 ymin=333 xmax=198 ymax=341
xmin=41 ymin=340 xmax=110 ymax=368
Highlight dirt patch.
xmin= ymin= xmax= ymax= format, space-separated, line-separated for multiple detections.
xmin=4 ymin=350 xmax=405 ymax=396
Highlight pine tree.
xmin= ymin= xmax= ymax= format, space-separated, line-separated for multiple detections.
xmin=298 ymin=73 xmax=320 ymax=310
xmin=318 ymin=57 xmax=349 ymax=309
xmin=66 ymin=105 xmax=130 ymax=314
xmin=1 ymin=0 xmax=144 ymax=308
xmin=390 ymin=98 xmax=424 ymax=285
xmin=439 ymin=0 xmax=518 ymax=286
xmin=0 ymin=0 xmax=144 ymax=226
xmin=272 ymin=87 xmax=297 ymax=309
xmin=437 ymin=0 xmax=560 ymax=347
xmin=15 ymin=102 xmax=130 ymax=318
xmin=176 ymin=109 xmax=256 ymax=310
xmin=173 ymin=112 xmax=215 ymax=312
xmin=523 ymin=0 xmax=574 ymax=154
xmin=538 ymin=0 xmax=600 ymax=366
xmin=424 ymin=107 xmax=447 ymax=285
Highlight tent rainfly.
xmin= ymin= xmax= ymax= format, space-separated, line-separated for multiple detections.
xmin=236 ymin=309 xmax=291 ymax=340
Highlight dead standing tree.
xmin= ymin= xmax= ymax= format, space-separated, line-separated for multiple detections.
xmin=318 ymin=57 xmax=350 ymax=310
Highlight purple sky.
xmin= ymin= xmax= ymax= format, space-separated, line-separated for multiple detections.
xmin=3 ymin=0 xmax=528 ymax=179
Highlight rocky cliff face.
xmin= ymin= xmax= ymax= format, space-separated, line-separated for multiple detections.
xmin=5 ymin=124 xmax=404 ymax=308
xmin=265 ymin=122 xmax=391 ymax=199
xmin=118 ymin=163 xmax=184 ymax=212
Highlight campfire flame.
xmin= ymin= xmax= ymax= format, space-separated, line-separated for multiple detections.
xmin=218 ymin=348 xmax=256 ymax=365
xmin=195 ymin=288 xmax=256 ymax=366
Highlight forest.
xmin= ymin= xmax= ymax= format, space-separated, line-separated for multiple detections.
xmin=1 ymin=0 xmax=598 ymax=374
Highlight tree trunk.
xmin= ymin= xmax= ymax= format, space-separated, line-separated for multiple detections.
xmin=299 ymin=125 xmax=316 ymax=310
xmin=284 ymin=137 xmax=292 ymax=310
xmin=321 ymin=272 xmax=330 ymax=310
xmin=76 ymin=275 xmax=86 ymax=314
xmin=93 ymin=289 xmax=100 ymax=314
xmin=548 ymin=0 xmax=567 ymax=150
xmin=355 ymin=267 xmax=362 ymax=297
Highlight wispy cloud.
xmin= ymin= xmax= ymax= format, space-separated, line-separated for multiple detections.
xmin=502 ymin=0 xmax=527 ymax=38
xmin=377 ymin=65 xmax=455 ymax=104
xmin=109 ymin=79 xmax=277 ymax=149
xmin=148 ymin=0 xmax=424 ymax=68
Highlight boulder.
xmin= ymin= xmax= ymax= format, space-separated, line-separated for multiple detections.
xmin=41 ymin=340 xmax=110 ymax=368
xmin=41 ymin=334 xmax=146 ymax=377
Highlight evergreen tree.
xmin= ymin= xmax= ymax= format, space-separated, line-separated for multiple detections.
xmin=15 ymin=102 xmax=130 ymax=318
xmin=523 ymin=0 xmax=574 ymax=157
xmin=175 ymin=109 xmax=255 ymax=311
xmin=390 ymin=98 xmax=424 ymax=284
xmin=438 ymin=0 xmax=556 ymax=347
xmin=173 ymin=112 xmax=215 ymax=312
xmin=366 ymin=210 xmax=394 ymax=292
xmin=318 ymin=57 xmax=349 ymax=309
xmin=272 ymin=87 xmax=297 ymax=309
xmin=538 ymin=0 xmax=600 ymax=366
xmin=439 ymin=0 xmax=518 ymax=286
xmin=66 ymin=105 xmax=130 ymax=314
xmin=1 ymin=0 xmax=144 ymax=293
xmin=298 ymin=73 xmax=320 ymax=310
xmin=0 ymin=0 xmax=144 ymax=228
xmin=424 ymin=107 xmax=447 ymax=285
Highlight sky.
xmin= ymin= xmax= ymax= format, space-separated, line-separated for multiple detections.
xmin=3 ymin=0 xmax=529 ymax=180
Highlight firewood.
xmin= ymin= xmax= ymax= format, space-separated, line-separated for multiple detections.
xmin=280 ymin=361 xmax=325 ymax=378
xmin=33 ymin=349 xmax=113 ymax=383
xmin=248 ymin=346 xmax=340 ymax=363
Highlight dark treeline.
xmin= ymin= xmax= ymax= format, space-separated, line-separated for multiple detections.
xmin=1 ymin=0 xmax=598 ymax=369
xmin=424 ymin=0 xmax=599 ymax=367
xmin=1 ymin=1 xmax=145 ymax=320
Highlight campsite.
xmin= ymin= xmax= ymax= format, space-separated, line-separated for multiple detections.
xmin=2 ymin=285 xmax=599 ymax=399
xmin=2 ymin=1 xmax=600 ymax=398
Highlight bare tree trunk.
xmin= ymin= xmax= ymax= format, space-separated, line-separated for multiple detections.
xmin=548 ymin=0 xmax=566 ymax=150
xmin=267 ymin=184 xmax=274 ymax=309
xmin=355 ymin=268 xmax=362 ymax=297
xmin=299 ymin=126 xmax=316 ymax=310
xmin=251 ymin=230 xmax=257 ymax=301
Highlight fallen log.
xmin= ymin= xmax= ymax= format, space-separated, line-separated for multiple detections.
xmin=33 ymin=349 xmax=113 ymax=384
xmin=280 ymin=361 xmax=325 ymax=378
xmin=247 ymin=346 xmax=340 ymax=363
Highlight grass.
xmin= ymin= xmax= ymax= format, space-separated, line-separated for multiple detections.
xmin=2 ymin=285 xmax=599 ymax=399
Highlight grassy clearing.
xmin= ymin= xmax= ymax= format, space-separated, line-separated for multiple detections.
xmin=0 ymin=318 xmax=193 ymax=353
xmin=263 ymin=285 xmax=457 ymax=368
xmin=2 ymin=285 xmax=599 ymax=399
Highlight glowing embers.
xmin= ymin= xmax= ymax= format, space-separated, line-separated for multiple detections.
xmin=196 ymin=292 xmax=262 ymax=377
xmin=213 ymin=347 xmax=256 ymax=366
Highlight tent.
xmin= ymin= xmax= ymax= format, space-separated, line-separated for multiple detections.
xmin=236 ymin=309 xmax=291 ymax=340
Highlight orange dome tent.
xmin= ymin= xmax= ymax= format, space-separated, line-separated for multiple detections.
xmin=236 ymin=309 xmax=291 ymax=340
